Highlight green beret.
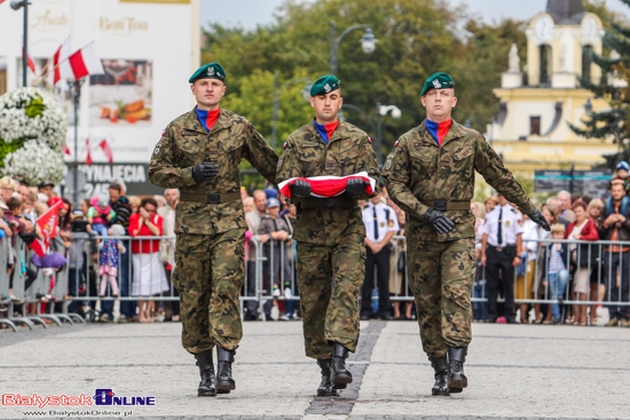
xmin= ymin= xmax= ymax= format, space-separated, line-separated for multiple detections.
xmin=310 ymin=74 xmax=341 ymax=96
xmin=188 ymin=62 xmax=226 ymax=84
xmin=420 ymin=72 xmax=455 ymax=96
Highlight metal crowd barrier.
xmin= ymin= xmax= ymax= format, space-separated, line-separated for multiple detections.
xmin=3 ymin=233 xmax=630 ymax=329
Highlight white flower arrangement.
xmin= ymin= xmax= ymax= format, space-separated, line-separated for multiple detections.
xmin=0 ymin=87 xmax=66 ymax=152
xmin=3 ymin=140 xmax=65 ymax=185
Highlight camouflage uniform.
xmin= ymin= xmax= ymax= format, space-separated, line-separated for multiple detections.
xmin=382 ymin=120 xmax=534 ymax=357
xmin=277 ymin=119 xmax=379 ymax=359
xmin=149 ymin=108 xmax=277 ymax=355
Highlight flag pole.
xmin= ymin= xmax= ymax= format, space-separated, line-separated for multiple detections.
xmin=68 ymin=78 xmax=84 ymax=206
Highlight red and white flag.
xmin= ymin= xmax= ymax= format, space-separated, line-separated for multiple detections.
xmin=85 ymin=138 xmax=93 ymax=165
xmin=99 ymin=135 xmax=114 ymax=163
xmin=53 ymin=35 xmax=72 ymax=85
xmin=36 ymin=198 xmax=63 ymax=250
xmin=278 ymin=171 xmax=376 ymax=199
xmin=63 ymin=41 xmax=104 ymax=81
xmin=63 ymin=144 xmax=71 ymax=156
xmin=28 ymin=238 xmax=46 ymax=258
xmin=22 ymin=48 xmax=36 ymax=73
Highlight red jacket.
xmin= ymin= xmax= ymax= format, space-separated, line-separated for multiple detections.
xmin=566 ymin=219 xmax=599 ymax=241
xmin=128 ymin=213 xmax=163 ymax=254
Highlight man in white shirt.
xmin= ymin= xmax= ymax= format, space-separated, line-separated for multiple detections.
xmin=360 ymin=187 xmax=400 ymax=320
xmin=481 ymin=194 xmax=523 ymax=323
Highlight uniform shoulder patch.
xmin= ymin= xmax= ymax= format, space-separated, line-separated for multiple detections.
xmin=367 ymin=137 xmax=372 ymax=143
xmin=394 ymin=139 xmax=400 ymax=147
xmin=153 ymin=146 xmax=160 ymax=156
xmin=283 ymin=141 xmax=288 ymax=149
xmin=161 ymin=129 xmax=166 ymax=137
xmin=384 ymin=156 xmax=394 ymax=171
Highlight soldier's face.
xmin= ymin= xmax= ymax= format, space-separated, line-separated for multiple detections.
xmin=191 ymin=79 xmax=226 ymax=110
xmin=310 ymin=89 xmax=343 ymax=124
xmin=421 ymin=88 xmax=457 ymax=122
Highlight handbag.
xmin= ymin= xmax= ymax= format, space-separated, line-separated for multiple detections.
xmin=397 ymin=249 xmax=407 ymax=272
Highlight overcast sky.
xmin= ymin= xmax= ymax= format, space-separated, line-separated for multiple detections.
xmin=201 ymin=0 xmax=630 ymax=30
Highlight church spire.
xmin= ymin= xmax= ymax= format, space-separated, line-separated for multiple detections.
xmin=546 ymin=0 xmax=585 ymax=24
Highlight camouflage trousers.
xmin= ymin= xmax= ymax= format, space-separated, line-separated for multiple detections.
xmin=296 ymin=234 xmax=366 ymax=359
xmin=408 ymin=238 xmax=474 ymax=357
xmin=172 ymin=229 xmax=246 ymax=354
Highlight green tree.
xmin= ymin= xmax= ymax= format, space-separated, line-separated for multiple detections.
xmin=570 ymin=0 xmax=630 ymax=168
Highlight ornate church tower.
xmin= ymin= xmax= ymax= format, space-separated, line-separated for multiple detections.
xmin=490 ymin=0 xmax=617 ymax=171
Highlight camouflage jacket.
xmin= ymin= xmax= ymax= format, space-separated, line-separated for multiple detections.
xmin=149 ymin=108 xmax=278 ymax=235
xmin=276 ymin=119 xmax=380 ymax=246
xmin=382 ymin=119 xmax=534 ymax=243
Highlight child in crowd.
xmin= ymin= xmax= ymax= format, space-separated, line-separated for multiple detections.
xmin=540 ymin=223 xmax=570 ymax=324
xmin=609 ymin=161 xmax=630 ymax=193
xmin=98 ymin=224 xmax=126 ymax=297
xmin=88 ymin=197 xmax=115 ymax=236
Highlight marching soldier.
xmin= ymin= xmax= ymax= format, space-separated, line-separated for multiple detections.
xmin=382 ymin=72 xmax=549 ymax=396
xmin=149 ymin=62 xmax=278 ymax=397
xmin=276 ymin=74 xmax=379 ymax=397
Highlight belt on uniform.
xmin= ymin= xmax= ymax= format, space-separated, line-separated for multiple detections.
xmin=422 ymin=200 xmax=471 ymax=211
xmin=180 ymin=192 xmax=241 ymax=204
xmin=489 ymin=244 xmax=515 ymax=252
xmin=298 ymin=196 xmax=357 ymax=210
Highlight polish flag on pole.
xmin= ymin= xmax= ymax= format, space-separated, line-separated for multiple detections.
xmin=64 ymin=41 xmax=104 ymax=81
xmin=53 ymin=35 xmax=72 ymax=85
xmin=99 ymin=135 xmax=114 ymax=163
xmin=86 ymin=138 xmax=93 ymax=165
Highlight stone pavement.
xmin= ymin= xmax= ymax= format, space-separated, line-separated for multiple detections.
xmin=1 ymin=318 xmax=629 ymax=420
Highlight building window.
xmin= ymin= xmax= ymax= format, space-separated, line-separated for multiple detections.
xmin=582 ymin=45 xmax=593 ymax=81
xmin=539 ymin=45 xmax=552 ymax=85
xmin=530 ymin=116 xmax=541 ymax=135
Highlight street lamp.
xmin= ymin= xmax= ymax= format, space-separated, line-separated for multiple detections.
xmin=271 ymin=74 xmax=311 ymax=149
xmin=376 ymin=103 xmax=402 ymax=165
xmin=10 ymin=0 xmax=30 ymax=87
xmin=342 ymin=102 xmax=401 ymax=167
xmin=329 ymin=21 xmax=377 ymax=75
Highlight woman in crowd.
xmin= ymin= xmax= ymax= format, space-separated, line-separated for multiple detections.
xmin=566 ymin=201 xmax=599 ymax=326
xmin=586 ymin=198 xmax=605 ymax=325
xmin=129 ymin=197 xmax=168 ymax=323
xmin=516 ymin=212 xmax=539 ymax=323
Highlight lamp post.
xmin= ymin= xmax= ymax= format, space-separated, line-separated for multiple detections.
xmin=329 ymin=21 xmax=377 ymax=75
xmin=342 ymin=102 xmax=401 ymax=167
xmin=271 ymin=74 xmax=311 ymax=149
xmin=376 ymin=103 xmax=401 ymax=166
xmin=68 ymin=79 xmax=84 ymax=205
xmin=10 ymin=0 xmax=30 ymax=87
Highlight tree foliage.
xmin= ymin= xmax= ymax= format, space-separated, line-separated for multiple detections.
xmin=201 ymin=0 xmax=529 ymax=183
xmin=571 ymin=0 xmax=630 ymax=168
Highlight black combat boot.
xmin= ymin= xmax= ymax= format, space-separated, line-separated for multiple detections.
xmin=331 ymin=343 xmax=352 ymax=387
xmin=195 ymin=350 xmax=217 ymax=397
xmin=216 ymin=347 xmax=236 ymax=393
xmin=447 ymin=346 xmax=468 ymax=393
xmin=429 ymin=356 xmax=450 ymax=396
xmin=316 ymin=359 xmax=338 ymax=397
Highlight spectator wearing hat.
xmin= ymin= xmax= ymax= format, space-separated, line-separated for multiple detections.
xmin=36 ymin=181 xmax=55 ymax=200
xmin=87 ymin=197 xmax=116 ymax=237
xmin=609 ymin=161 xmax=630 ymax=194
xmin=257 ymin=197 xmax=292 ymax=320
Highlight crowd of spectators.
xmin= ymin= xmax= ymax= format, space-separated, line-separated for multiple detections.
xmin=4 ymin=162 xmax=630 ymax=327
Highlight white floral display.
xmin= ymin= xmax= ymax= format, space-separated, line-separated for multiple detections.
xmin=0 ymin=87 xmax=67 ymax=185
xmin=3 ymin=140 xmax=65 ymax=185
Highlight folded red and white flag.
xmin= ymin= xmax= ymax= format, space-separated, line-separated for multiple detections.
xmin=278 ymin=171 xmax=376 ymax=199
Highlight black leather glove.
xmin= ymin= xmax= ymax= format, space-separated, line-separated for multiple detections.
xmin=191 ymin=161 xmax=218 ymax=183
xmin=528 ymin=208 xmax=551 ymax=231
xmin=424 ymin=208 xmax=455 ymax=234
xmin=291 ymin=179 xmax=312 ymax=198
xmin=346 ymin=178 xmax=369 ymax=198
